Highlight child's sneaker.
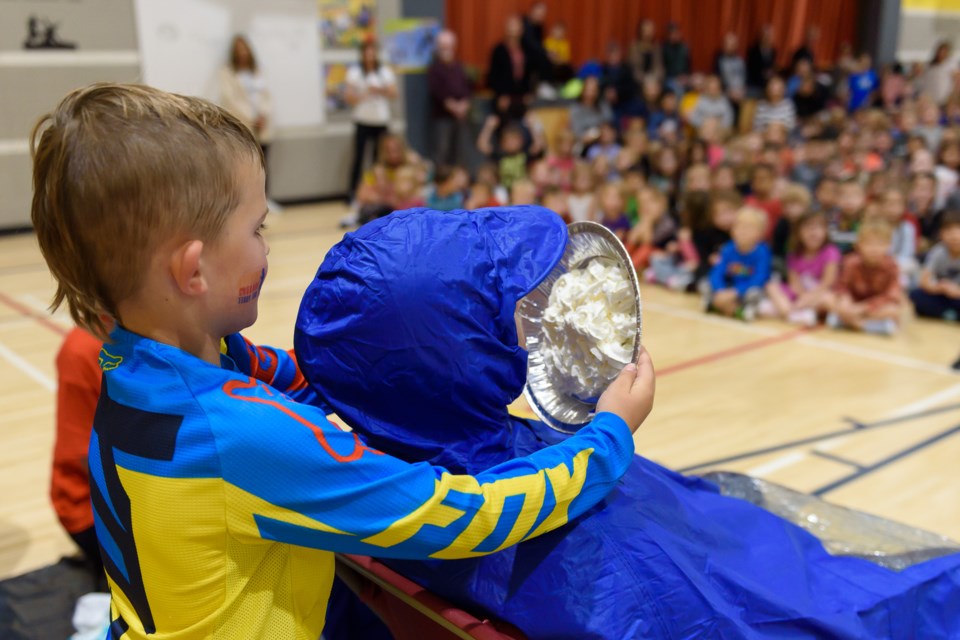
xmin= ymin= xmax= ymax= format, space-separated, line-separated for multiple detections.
xmin=826 ymin=312 xmax=842 ymax=329
xmin=740 ymin=288 xmax=761 ymax=322
xmin=757 ymin=298 xmax=777 ymax=318
xmin=642 ymin=267 xmax=657 ymax=284
xmin=788 ymin=308 xmax=818 ymax=327
xmin=944 ymin=309 xmax=958 ymax=323
xmin=863 ymin=319 xmax=897 ymax=336
xmin=953 ymin=355 xmax=960 ymax=371
xmin=666 ymin=272 xmax=694 ymax=291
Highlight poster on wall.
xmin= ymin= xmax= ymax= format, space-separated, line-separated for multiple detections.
xmin=383 ymin=18 xmax=438 ymax=73
xmin=323 ymin=61 xmax=352 ymax=118
xmin=318 ymin=0 xmax=376 ymax=49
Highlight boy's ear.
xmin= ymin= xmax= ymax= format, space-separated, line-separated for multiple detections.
xmin=170 ymin=240 xmax=208 ymax=297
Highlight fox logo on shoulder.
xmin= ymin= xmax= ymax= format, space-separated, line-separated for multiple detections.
xmin=99 ymin=348 xmax=123 ymax=371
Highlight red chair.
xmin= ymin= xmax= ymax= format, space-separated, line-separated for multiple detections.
xmin=334 ymin=554 xmax=527 ymax=640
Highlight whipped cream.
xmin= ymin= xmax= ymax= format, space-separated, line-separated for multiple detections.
xmin=540 ymin=260 xmax=636 ymax=398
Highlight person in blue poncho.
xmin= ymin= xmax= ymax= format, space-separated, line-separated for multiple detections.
xmin=296 ymin=206 xmax=960 ymax=639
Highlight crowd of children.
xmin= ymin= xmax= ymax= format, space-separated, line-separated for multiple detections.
xmin=353 ymin=49 xmax=960 ymax=342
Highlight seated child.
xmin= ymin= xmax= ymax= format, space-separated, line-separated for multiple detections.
xmin=814 ymin=175 xmax=839 ymax=216
xmin=770 ymin=183 xmax=812 ymax=269
xmin=392 ymin=165 xmax=426 ymax=209
xmin=476 ymin=162 xmax=509 ymax=205
xmin=626 ymin=187 xmax=678 ymax=272
xmin=692 ymin=189 xmax=741 ymax=285
xmin=829 ymin=219 xmax=903 ymax=335
xmin=30 ymin=83 xmax=649 ymax=639
xmin=585 ymin=121 xmax=622 ymax=165
xmin=546 ymin=128 xmax=576 ymax=190
xmin=622 ymin=168 xmax=647 ymax=225
xmin=510 ymin=178 xmax=538 ymax=205
xmin=683 ymin=163 xmax=711 ymax=194
xmin=464 ymin=181 xmax=499 ymax=210
xmin=878 ymin=187 xmax=919 ymax=285
xmin=763 ymin=211 xmax=841 ymax=325
xmin=297 ymin=206 xmax=960 ymax=640
xmin=744 ymin=163 xmax=782 ymax=239
xmin=425 ymin=165 xmax=466 ymax=211
xmin=830 ymin=178 xmax=866 ymax=253
xmin=541 ymin=186 xmax=571 ymax=222
xmin=50 ymin=327 xmax=104 ymax=578
xmin=910 ymin=210 xmax=960 ymax=321
xmin=487 ymin=124 xmax=528 ymax=191
xmin=910 ymin=171 xmax=943 ymax=254
xmin=567 ymin=162 xmax=596 ymax=222
xmin=642 ymin=190 xmax=708 ymax=290
xmin=596 ymin=182 xmax=631 ymax=240
xmin=705 ymin=206 xmax=772 ymax=321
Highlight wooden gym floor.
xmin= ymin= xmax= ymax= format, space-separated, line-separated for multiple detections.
xmin=1 ymin=202 xmax=959 ymax=581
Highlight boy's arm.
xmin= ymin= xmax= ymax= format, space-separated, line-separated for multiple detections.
xmin=216 ymin=378 xmax=635 ymax=560
xmin=223 ymin=334 xmax=319 ymax=406
xmin=709 ymin=245 xmax=729 ymax=291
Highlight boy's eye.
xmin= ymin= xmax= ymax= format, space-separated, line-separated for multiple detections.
xmin=257 ymin=223 xmax=268 ymax=234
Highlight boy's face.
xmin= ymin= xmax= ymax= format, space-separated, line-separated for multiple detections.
xmin=783 ymin=200 xmax=806 ymax=220
xmin=838 ymin=184 xmax=865 ymax=215
xmin=751 ymin=170 xmax=774 ymax=197
xmin=732 ymin=217 xmax=764 ymax=252
xmin=203 ymin=159 xmax=270 ymax=336
xmin=882 ymin=192 xmax=904 ymax=221
xmin=685 ymin=169 xmax=710 ymax=192
xmin=503 ymin=132 xmax=524 ymax=154
xmin=601 ymin=188 xmax=623 ymax=215
xmin=942 ymin=224 xmax=960 ymax=253
xmin=857 ymin=234 xmax=889 ymax=264
xmin=816 ymin=181 xmax=837 ymax=207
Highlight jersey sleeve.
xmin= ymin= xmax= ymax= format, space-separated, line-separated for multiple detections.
xmin=222 ymin=334 xmax=320 ymax=406
xmin=213 ymin=376 xmax=634 ymax=560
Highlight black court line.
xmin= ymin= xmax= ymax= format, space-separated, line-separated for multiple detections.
xmin=678 ymin=403 xmax=960 ymax=473
xmin=812 ymin=423 xmax=960 ymax=496
xmin=809 ymin=449 xmax=866 ymax=470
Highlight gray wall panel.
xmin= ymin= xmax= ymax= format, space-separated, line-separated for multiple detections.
xmin=0 ymin=64 xmax=141 ymax=140
xmin=0 ymin=152 xmax=33 ymax=228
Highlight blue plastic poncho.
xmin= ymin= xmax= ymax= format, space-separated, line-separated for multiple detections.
xmin=295 ymin=207 xmax=960 ymax=639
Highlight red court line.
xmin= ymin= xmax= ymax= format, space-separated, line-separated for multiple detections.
xmin=0 ymin=290 xmax=67 ymax=336
xmin=659 ymin=326 xmax=816 ymax=377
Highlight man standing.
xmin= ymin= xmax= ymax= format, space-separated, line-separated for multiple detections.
xmin=428 ymin=30 xmax=472 ymax=166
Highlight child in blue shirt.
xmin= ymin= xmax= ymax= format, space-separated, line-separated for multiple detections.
xmin=706 ymin=206 xmax=772 ymax=320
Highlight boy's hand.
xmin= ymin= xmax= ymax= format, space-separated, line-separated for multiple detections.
xmin=596 ymin=349 xmax=655 ymax=434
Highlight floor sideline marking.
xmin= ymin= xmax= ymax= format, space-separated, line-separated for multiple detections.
xmin=0 ymin=339 xmax=54 ymax=391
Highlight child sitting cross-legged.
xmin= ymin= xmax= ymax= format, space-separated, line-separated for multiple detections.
xmin=763 ymin=211 xmax=841 ymax=326
xmin=704 ymin=206 xmax=772 ymax=321
xmin=596 ymin=182 xmax=631 ymax=241
xmin=828 ymin=219 xmax=904 ymax=335
xmin=910 ymin=209 xmax=960 ymax=321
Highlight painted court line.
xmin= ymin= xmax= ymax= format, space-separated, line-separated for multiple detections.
xmin=0 ymin=340 xmax=54 ymax=391
xmin=659 ymin=326 xmax=813 ymax=377
xmin=643 ymin=301 xmax=954 ymax=377
xmin=0 ymin=290 xmax=66 ymax=336
xmin=746 ymin=451 xmax=807 ymax=477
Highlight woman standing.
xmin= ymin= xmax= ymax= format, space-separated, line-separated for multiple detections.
xmin=219 ymin=35 xmax=274 ymax=168
xmin=346 ymin=41 xmax=397 ymax=199
xmin=924 ymin=41 xmax=955 ymax=105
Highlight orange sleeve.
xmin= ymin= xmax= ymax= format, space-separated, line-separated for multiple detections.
xmin=50 ymin=328 xmax=103 ymax=534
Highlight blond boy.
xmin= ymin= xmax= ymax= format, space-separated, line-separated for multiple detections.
xmin=31 ymin=84 xmax=654 ymax=638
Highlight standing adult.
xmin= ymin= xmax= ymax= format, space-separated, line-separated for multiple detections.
xmin=345 ymin=40 xmax=398 ymax=200
xmin=791 ymin=26 xmax=820 ymax=73
xmin=427 ymin=30 xmax=472 ymax=167
xmin=522 ymin=1 xmax=550 ymax=84
xmin=690 ymin=75 xmax=734 ymax=131
xmin=924 ymin=41 xmax=955 ymax=105
xmin=661 ymin=22 xmax=691 ymax=92
xmin=601 ymin=41 xmax=639 ymax=123
xmin=488 ymin=15 xmax=533 ymax=105
xmin=219 ymin=35 xmax=274 ymax=168
xmin=747 ymin=24 xmax=778 ymax=97
xmin=628 ymin=19 xmax=663 ymax=84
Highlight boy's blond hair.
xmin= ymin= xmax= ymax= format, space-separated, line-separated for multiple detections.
xmin=781 ymin=182 xmax=812 ymax=208
xmin=31 ymin=83 xmax=262 ymax=339
xmin=735 ymin=206 xmax=768 ymax=232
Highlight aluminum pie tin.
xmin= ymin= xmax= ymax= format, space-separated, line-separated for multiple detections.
xmin=519 ymin=221 xmax=642 ymax=433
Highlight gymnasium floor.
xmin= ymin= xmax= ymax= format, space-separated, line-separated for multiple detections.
xmin=1 ymin=202 xmax=959 ymax=582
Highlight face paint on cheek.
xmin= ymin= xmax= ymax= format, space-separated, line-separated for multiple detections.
xmin=237 ymin=268 xmax=266 ymax=304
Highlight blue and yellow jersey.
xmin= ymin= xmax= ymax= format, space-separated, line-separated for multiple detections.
xmin=91 ymin=326 xmax=634 ymax=639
